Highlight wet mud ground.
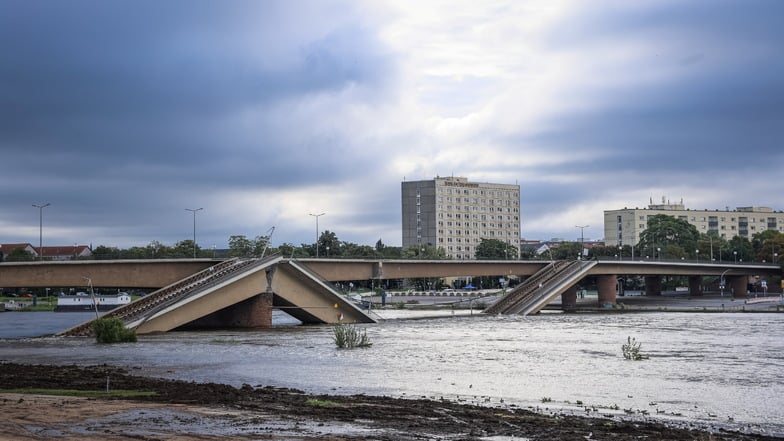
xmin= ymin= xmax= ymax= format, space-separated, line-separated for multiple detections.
xmin=1 ymin=363 xmax=781 ymax=440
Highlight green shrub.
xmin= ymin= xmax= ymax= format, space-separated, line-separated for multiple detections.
xmin=92 ymin=317 xmax=137 ymax=343
xmin=332 ymin=322 xmax=371 ymax=349
xmin=621 ymin=336 xmax=647 ymax=360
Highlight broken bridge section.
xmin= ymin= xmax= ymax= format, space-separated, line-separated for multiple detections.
xmin=484 ymin=260 xmax=598 ymax=316
xmin=59 ymin=256 xmax=374 ymax=336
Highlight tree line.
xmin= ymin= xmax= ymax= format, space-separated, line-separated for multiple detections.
xmin=3 ymin=214 xmax=782 ymax=264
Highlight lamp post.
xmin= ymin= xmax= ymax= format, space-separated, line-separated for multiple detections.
xmin=733 ymin=251 xmax=737 ymax=263
xmin=575 ymin=225 xmax=588 ymax=260
xmin=185 ymin=208 xmax=203 ymax=258
xmin=309 ymin=212 xmax=325 ymax=257
xmin=32 ymin=203 xmax=51 ymax=261
xmin=657 ymin=247 xmax=661 ymax=261
xmin=695 ymin=249 xmax=699 ymax=262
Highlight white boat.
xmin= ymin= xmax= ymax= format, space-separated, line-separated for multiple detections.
xmin=54 ymin=293 xmax=131 ymax=312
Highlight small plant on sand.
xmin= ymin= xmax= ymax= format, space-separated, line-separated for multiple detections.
xmin=332 ymin=322 xmax=372 ymax=349
xmin=621 ymin=336 xmax=648 ymax=360
xmin=305 ymin=398 xmax=340 ymax=407
xmin=92 ymin=317 xmax=137 ymax=343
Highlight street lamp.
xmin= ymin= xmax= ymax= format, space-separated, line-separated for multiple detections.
xmin=309 ymin=212 xmax=325 ymax=257
xmin=185 ymin=208 xmax=203 ymax=258
xmin=32 ymin=203 xmax=51 ymax=261
xmin=695 ymin=249 xmax=699 ymax=262
xmin=575 ymin=225 xmax=588 ymax=260
xmin=733 ymin=251 xmax=737 ymax=263
xmin=657 ymin=247 xmax=661 ymax=261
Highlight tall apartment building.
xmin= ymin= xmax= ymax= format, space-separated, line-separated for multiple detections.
xmin=401 ymin=176 xmax=521 ymax=259
xmin=604 ymin=198 xmax=784 ymax=246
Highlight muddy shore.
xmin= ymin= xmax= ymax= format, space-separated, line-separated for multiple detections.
xmin=1 ymin=362 xmax=781 ymax=440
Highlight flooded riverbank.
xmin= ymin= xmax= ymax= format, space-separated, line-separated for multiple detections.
xmin=1 ymin=311 xmax=782 ymax=436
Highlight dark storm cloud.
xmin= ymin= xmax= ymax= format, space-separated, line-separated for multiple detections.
xmin=507 ymin=0 xmax=784 ymax=181
xmin=0 ymin=0 xmax=394 ymax=246
xmin=3 ymin=1 xmax=783 ymax=247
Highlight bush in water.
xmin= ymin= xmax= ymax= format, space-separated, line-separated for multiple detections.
xmin=622 ymin=336 xmax=647 ymax=360
xmin=92 ymin=317 xmax=137 ymax=343
xmin=333 ymin=322 xmax=371 ymax=349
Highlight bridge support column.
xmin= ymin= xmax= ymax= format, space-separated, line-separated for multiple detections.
xmin=728 ymin=275 xmax=748 ymax=298
xmin=561 ymin=286 xmax=577 ymax=311
xmin=645 ymin=276 xmax=662 ymax=296
xmin=597 ymin=275 xmax=617 ymax=307
xmin=182 ymin=292 xmax=273 ymax=330
xmin=688 ymin=276 xmax=703 ymax=297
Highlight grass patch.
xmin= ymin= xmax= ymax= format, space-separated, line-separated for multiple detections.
xmin=305 ymin=398 xmax=340 ymax=407
xmin=2 ymin=388 xmax=157 ymax=398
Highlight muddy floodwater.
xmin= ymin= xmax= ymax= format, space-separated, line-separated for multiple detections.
xmin=1 ymin=310 xmax=783 ymax=436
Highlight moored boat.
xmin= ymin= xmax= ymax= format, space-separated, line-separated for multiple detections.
xmin=54 ymin=293 xmax=131 ymax=312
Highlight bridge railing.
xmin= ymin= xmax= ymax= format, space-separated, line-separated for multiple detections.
xmin=120 ymin=256 xmax=280 ymax=326
xmin=511 ymin=260 xmax=596 ymax=315
xmin=485 ymin=260 xmax=573 ymax=314
xmin=60 ymin=256 xmax=282 ymax=336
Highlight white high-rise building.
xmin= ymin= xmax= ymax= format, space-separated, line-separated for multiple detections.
xmin=604 ymin=198 xmax=784 ymax=246
xmin=401 ymin=176 xmax=521 ymax=259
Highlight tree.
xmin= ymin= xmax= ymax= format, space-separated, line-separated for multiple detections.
xmin=726 ymin=236 xmax=753 ymax=262
xmin=752 ymin=230 xmax=782 ymax=262
xmin=475 ymin=238 xmax=518 ymax=260
xmin=697 ymin=232 xmax=727 ymax=262
xmin=171 ymin=240 xmax=200 ymax=258
xmin=228 ymin=235 xmax=270 ymax=258
xmin=638 ymin=215 xmax=699 ymax=259
xmin=402 ymin=244 xmax=446 ymax=259
xmin=92 ymin=245 xmax=120 ymax=260
xmin=228 ymin=235 xmax=254 ymax=257
xmin=343 ymin=243 xmax=379 ymax=258
xmin=551 ymin=242 xmax=583 ymax=260
xmin=318 ymin=230 xmax=340 ymax=258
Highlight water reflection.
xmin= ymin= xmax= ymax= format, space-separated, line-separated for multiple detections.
xmin=1 ymin=311 xmax=782 ymax=436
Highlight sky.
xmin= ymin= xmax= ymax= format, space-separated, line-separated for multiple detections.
xmin=2 ymin=0 xmax=783 ymax=250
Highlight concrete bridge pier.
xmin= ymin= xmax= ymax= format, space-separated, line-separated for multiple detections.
xmin=728 ymin=275 xmax=748 ymax=298
xmin=597 ymin=274 xmax=617 ymax=307
xmin=561 ymin=286 xmax=577 ymax=311
xmin=180 ymin=292 xmax=273 ymax=330
xmin=689 ymin=275 xmax=703 ymax=297
xmin=645 ymin=276 xmax=662 ymax=296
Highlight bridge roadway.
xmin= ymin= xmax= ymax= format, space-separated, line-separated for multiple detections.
xmin=1 ymin=258 xmax=780 ymax=334
xmin=1 ymin=257 xmax=778 ymax=289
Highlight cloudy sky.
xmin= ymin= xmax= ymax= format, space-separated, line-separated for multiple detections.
xmin=2 ymin=0 xmax=782 ymax=250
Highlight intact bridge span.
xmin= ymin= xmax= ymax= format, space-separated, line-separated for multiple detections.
xmin=0 ymin=257 xmax=779 ymax=335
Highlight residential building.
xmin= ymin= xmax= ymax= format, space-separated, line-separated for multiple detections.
xmin=402 ymin=176 xmax=521 ymax=259
xmin=0 ymin=243 xmax=92 ymax=261
xmin=604 ymin=198 xmax=784 ymax=246
xmin=0 ymin=243 xmax=37 ymax=260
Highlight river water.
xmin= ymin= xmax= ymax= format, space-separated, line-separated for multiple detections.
xmin=1 ymin=310 xmax=782 ymax=436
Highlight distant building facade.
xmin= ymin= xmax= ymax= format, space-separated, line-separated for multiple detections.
xmin=0 ymin=243 xmax=92 ymax=261
xmin=0 ymin=243 xmax=37 ymax=260
xmin=401 ymin=176 xmax=521 ymax=259
xmin=604 ymin=199 xmax=784 ymax=246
